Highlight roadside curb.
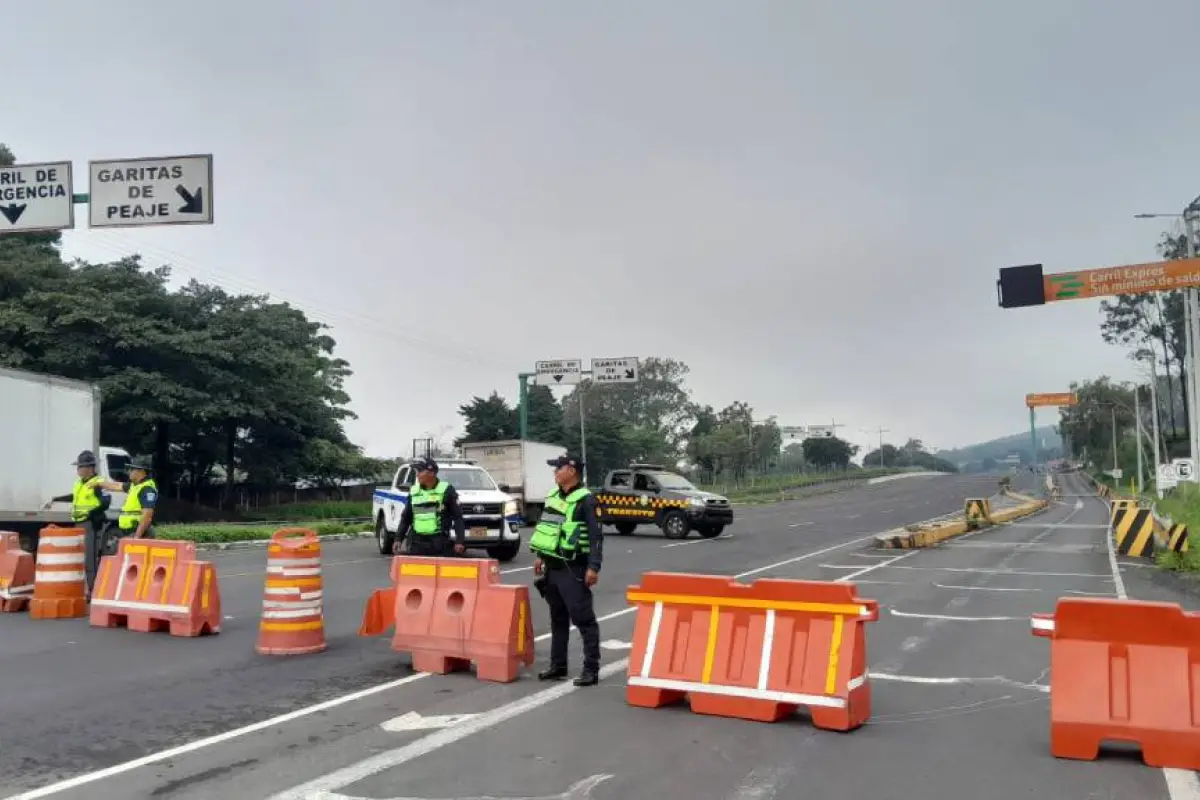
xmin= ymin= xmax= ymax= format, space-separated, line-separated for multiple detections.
xmin=874 ymin=494 xmax=1049 ymax=550
xmin=193 ymin=531 xmax=374 ymax=552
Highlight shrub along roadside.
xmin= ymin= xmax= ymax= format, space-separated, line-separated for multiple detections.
xmin=703 ymin=468 xmax=907 ymax=504
xmin=157 ymin=520 xmax=368 ymax=544
xmin=1153 ymin=484 xmax=1200 ymax=573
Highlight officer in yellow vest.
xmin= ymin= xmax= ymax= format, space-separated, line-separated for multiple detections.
xmin=71 ymin=450 xmax=112 ymax=592
xmin=530 ymin=454 xmax=603 ymax=687
xmin=393 ymin=457 xmax=467 ymax=557
xmin=98 ymin=455 xmax=159 ymax=545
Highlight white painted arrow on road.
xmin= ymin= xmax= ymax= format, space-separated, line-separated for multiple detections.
xmin=380 ymin=712 xmax=478 ymax=733
xmin=600 ymin=639 xmax=631 ymax=651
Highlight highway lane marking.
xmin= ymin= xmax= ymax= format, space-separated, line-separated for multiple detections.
xmin=878 ymin=565 xmax=1113 ymax=578
xmin=932 ymin=583 xmax=1035 ymax=593
xmin=889 ymin=609 xmax=1025 ymax=622
xmin=788 ymin=521 xmax=813 ymax=528
xmin=661 ymin=534 xmax=734 ymax=548
xmin=8 ymin=531 xmax=891 ymax=799
xmin=869 ymin=671 xmax=1048 ymax=693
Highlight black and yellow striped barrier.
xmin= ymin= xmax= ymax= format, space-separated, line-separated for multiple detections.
xmin=1161 ymin=523 xmax=1191 ymax=553
xmin=1111 ymin=503 xmax=1155 ymax=558
xmin=964 ymin=498 xmax=991 ymax=529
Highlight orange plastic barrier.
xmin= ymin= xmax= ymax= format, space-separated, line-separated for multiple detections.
xmin=90 ymin=538 xmax=221 ymax=636
xmin=1032 ymin=597 xmax=1200 ymax=770
xmin=625 ymin=572 xmax=879 ymax=728
xmin=0 ymin=532 xmax=34 ymax=612
xmin=257 ymin=529 xmax=326 ymax=655
xmin=359 ymin=556 xmax=534 ymax=683
xmin=30 ymin=526 xmax=88 ymax=620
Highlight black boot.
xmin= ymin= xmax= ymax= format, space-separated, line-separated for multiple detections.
xmin=538 ymin=664 xmax=568 ymax=681
xmin=573 ymin=670 xmax=599 ymax=687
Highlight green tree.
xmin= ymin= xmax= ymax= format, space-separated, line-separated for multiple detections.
xmin=1056 ymin=376 xmax=1136 ymax=468
xmin=802 ymin=436 xmax=857 ymax=468
xmin=526 ymin=384 xmax=565 ymax=444
xmin=456 ymin=392 xmax=518 ymax=444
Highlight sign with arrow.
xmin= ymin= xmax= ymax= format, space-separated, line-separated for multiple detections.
xmin=535 ymin=359 xmax=582 ymax=386
xmin=999 ymin=258 xmax=1200 ymax=307
xmin=591 ymin=357 xmax=638 ymax=384
xmin=0 ymin=161 xmax=75 ymax=234
xmin=88 ymin=154 xmax=213 ymax=229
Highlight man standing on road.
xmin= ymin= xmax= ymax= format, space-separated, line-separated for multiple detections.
xmin=70 ymin=450 xmax=112 ymax=594
xmin=529 ymin=454 xmax=602 ymax=687
xmin=393 ymin=457 xmax=467 ymax=557
xmin=96 ymin=455 xmax=159 ymax=549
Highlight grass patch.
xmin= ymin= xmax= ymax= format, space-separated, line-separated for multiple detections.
xmin=1153 ymin=484 xmax=1200 ymax=573
xmin=157 ymin=519 xmax=368 ymax=544
xmin=239 ymin=500 xmax=372 ymax=521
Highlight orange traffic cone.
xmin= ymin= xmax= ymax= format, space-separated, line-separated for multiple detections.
xmin=30 ymin=526 xmax=88 ymax=619
xmin=256 ymin=529 xmax=327 ymax=655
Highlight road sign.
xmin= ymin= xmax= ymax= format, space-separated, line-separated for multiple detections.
xmin=534 ymin=359 xmax=582 ymax=386
xmin=999 ymin=258 xmax=1200 ymax=308
xmin=807 ymin=424 xmax=837 ymax=438
xmin=1158 ymin=463 xmax=1179 ymax=491
xmin=0 ymin=161 xmax=74 ymax=234
xmin=591 ymin=357 xmax=638 ymax=384
xmin=1173 ymin=458 xmax=1195 ymax=483
xmin=88 ymin=154 xmax=213 ymax=229
xmin=1025 ymin=392 xmax=1078 ymax=408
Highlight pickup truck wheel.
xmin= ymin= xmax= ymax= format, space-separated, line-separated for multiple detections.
xmin=614 ymin=522 xmax=638 ymax=536
xmin=488 ymin=541 xmax=521 ymax=562
xmin=662 ymin=511 xmax=690 ymax=539
xmin=376 ymin=515 xmax=395 ymax=556
xmin=697 ymin=524 xmax=723 ymax=539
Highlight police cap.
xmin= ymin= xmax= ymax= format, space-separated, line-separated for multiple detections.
xmin=547 ymin=454 xmax=585 ymax=473
xmin=411 ymin=457 xmax=439 ymax=474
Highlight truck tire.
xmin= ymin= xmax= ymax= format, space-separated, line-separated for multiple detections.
xmin=488 ymin=541 xmax=521 ymax=562
xmin=614 ymin=522 xmax=638 ymax=536
xmin=376 ymin=514 xmax=395 ymax=556
xmin=661 ymin=511 xmax=691 ymax=540
xmin=697 ymin=524 xmax=724 ymax=539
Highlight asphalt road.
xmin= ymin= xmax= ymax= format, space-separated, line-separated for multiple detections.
xmin=4 ymin=471 xmax=1195 ymax=799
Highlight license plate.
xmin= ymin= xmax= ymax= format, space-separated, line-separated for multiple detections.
xmin=468 ymin=527 xmax=489 ymax=539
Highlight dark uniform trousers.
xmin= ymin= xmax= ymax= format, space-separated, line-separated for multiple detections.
xmin=407 ymin=534 xmax=455 ymax=558
xmin=543 ymin=557 xmax=600 ymax=673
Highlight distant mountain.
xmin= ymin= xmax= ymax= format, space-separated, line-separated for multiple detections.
xmin=934 ymin=426 xmax=1063 ymax=470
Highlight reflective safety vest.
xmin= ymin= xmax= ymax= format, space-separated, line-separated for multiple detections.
xmin=71 ymin=476 xmax=103 ymax=522
xmin=119 ymin=478 xmax=158 ymax=531
xmin=529 ymin=486 xmax=592 ymax=558
xmin=410 ymin=480 xmax=449 ymax=536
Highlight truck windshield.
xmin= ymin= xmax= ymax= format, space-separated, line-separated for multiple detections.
xmin=107 ymin=452 xmax=130 ymax=483
xmin=439 ymin=468 xmax=498 ymax=491
xmin=647 ymin=472 xmax=697 ymax=490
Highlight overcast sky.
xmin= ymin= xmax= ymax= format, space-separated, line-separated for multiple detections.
xmin=6 ymin=1 xmax=1200 ymax=458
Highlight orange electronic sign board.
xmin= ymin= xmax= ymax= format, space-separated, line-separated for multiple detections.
xmin=1026 ymin=393 xmax=1079 ymax=408
xmin=1044 ymin=258 xmax=1200 ymax=302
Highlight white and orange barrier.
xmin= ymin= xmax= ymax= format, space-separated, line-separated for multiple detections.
xmin=90 ymin=538 xmax=221 ymax=636
xmin=257 ymin=529 xmax=326 ymax=655
xmin=30 ymin=525 xmax=88 ymax=620
xmin=0 ymin=532 xmax=34 ymax=612
xmin=625 ymin=572 xmax=879 ymax=729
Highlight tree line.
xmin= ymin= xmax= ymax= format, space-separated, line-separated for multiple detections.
xmin=454 ymin=357 xmax=956 ymax=482
xmin=1058 ymin=224 xmax=1194 ymax=479
xmin=0 ymin=144 xmax=388 ymax=511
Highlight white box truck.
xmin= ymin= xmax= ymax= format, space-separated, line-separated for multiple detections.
xmin=0 ymin=366 xmax=131 ymax=550
xmin=458 ymin=439 xmax=566 ymax=525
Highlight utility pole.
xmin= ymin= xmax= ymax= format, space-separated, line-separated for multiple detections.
xmin=1149 ymin=366 xmax=1164 ymax=497
xmin=1111 ymin=405 xmax=1119 ymax=476
xmin=1135 ymin=386 xmax=1144 ymax=494
xmin=867 ymin=426 xmax=889 ymax=468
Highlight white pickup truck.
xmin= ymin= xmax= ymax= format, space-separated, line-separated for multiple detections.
xmin=372 ymin=458 xmax=523 ymax=561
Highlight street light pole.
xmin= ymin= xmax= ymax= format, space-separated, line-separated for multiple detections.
xmin=1135 ymin=384 xmax=1144 ymax=493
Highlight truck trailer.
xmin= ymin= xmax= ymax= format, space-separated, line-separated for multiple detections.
xmin=457 ymin=439 xmax=566 ymax=525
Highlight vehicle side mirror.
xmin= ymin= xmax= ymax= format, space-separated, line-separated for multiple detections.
xmin=498 ymin=484 xmax=512 ymax=493
xmin=398 ymin=484 xmax=411 ymax=492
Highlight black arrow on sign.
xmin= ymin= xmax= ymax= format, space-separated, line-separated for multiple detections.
xmin=624 ymin=369 xmax=635 ymax=379
xmin=0 ymin=203 xmax=27 ymax=225
xmin=175 ymin=185 xmax=204 ymax=214
xmin=553 ymin=375 xmax=563 ymax=383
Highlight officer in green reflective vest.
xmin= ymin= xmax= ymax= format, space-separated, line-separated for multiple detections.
xmin=98 ymin=455 xmax=159 ymax=545
xmin=71 ymin=450 xmax=112 ymax=592
xmin=530 ymin=454 xmax=603 ymax=687
xmin=394 ymin=458 xmax=467 ymax=557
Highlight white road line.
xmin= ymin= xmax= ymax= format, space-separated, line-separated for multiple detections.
xmin=8 ymin=531 xmax=889 ymax=800
xmin=889 ymin=609 xmax=1025 ymax=622
xmin=266 ymin=659 xmax=634 ymax=799
xmin=835 ymin=550 xmax=921 ymax=582
xmin=881 ymin=565 xmax=1113 ymax=578
xmin=661 ymin=534 xmax=734 ymax=548
xmin=932 ymin=583 xmax=1035 ymax=593
xmin=869 ymin=671 xmax=1048 ymax=693
xmin=788 ymin=522 xmax=814 ymax=528
xmin=1094 ymin=488 xmax=1200 ymax=800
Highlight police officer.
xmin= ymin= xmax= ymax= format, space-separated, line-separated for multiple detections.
xmin=529 ymin=454 xmax=602 ymax=687
xmin=97 ymin=455 xmax=159 ymax=546
xmin=393 ymin=457 xmax=467 ymax=557
xmin=71 ymin=450 xmax=112 ymax=593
